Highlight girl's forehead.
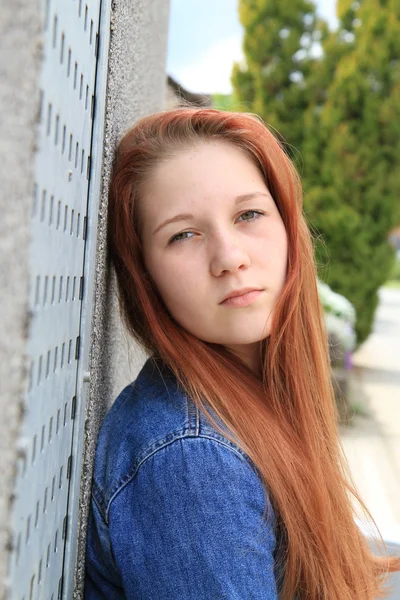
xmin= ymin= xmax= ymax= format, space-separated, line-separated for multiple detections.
xmin=147 ymin=140 xmax=265 ymax=193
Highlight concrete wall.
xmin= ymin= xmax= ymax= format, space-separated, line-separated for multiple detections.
xmin=73 ymin=0 xmax=170 ymax=596
xmin=0 ymin=0 xmax=170 ymax=597
xmin=0 ymin=2 xmax=43 ymax=597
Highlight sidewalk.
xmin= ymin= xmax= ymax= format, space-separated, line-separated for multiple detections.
xmin=339 ymin=287 xmax=400 ymax=539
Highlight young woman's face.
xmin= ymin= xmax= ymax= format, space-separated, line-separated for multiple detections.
xmin=139 ymin=140 xmax=288 ymax=372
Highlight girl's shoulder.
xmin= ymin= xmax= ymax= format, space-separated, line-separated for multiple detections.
xmin=91 ymin=356 xmax=253 ymax=521
xmin=86 ymin=357 xmax=280 ymax=599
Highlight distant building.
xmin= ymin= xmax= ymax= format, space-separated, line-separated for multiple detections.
xmin=389 ymin=225 xmax=400 ymax=251
xmin=166 ymin=75 xmax=212 ymax=109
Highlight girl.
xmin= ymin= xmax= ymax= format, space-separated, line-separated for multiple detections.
xmin=85 ymin=108 xmax=400 ymax=599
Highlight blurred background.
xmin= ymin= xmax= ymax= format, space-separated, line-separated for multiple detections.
xmin=1 ymin=0 xmax=399 ymax=598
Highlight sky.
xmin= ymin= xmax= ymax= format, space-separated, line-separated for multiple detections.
xmin=167 ymin=0 xmax=338 ymax=94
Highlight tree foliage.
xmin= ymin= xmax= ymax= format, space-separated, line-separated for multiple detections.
xmin=232 ymin=0 xmax=400 ymax=344
xmin=231 ymin=0 xmax=325 ymax=156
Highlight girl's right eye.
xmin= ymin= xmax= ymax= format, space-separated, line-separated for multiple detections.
xmin=168 ymin=231 xmax=195 ymax=244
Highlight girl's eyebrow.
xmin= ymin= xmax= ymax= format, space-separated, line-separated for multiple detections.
xmin=152 ymin=212 xmax=194 ymax=236
xmin=235 ymin=191 xmax=270 ymax=205
xmin=152 ymin=191 xmax=270 ymax=236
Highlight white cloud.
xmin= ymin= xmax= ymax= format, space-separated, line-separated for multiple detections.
xmin=170 ymin=34 xmax=244 ymax=95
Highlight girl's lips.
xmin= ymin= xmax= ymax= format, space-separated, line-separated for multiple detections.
xmin=220 ymin=289 xmax=263 ymax=307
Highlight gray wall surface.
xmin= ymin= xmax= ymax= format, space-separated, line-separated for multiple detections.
xmin=73 ymin=0 xmax=170 ymax=596
xmin=0 ymin=0 xmax=170 ymax=597
xmin=0 ymin=2 xmax=43 ymax=598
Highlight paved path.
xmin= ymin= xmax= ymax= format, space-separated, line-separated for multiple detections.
xmin=339 ymin=287 xmax=400 ymax=541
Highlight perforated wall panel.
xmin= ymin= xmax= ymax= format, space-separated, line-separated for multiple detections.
xmin=9 ymin=1 xmax=102 ymax=598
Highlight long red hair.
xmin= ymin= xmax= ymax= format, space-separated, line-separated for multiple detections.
xmin=107 ymin=107 xmax=400 ymax=599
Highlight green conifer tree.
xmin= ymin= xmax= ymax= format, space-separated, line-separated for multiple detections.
xmin=303 ymin=0 xmax=400 ymax=343
xmin=232 ymin=0 xmax=324 ymax=155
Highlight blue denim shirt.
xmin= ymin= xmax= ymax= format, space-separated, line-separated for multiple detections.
xmin=85 ymin=356 xmax=281 ymax=599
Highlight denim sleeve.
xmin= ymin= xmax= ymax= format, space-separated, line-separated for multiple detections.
xmin=85 ymin=498 xmax=124 ymax=599
xmin=107 ymin=436 xmax=278 ymax=599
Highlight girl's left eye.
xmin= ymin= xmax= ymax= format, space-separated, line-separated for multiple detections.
xmin=168 ymin=231 xmax=195 ymax=244
xmin=237 ymin=210 xmax=264 ymax=222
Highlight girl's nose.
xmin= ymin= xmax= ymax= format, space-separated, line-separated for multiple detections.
xmin=209 ymin=235 xmax=251 ymax=277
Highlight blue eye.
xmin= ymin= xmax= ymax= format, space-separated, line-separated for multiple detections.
xmin=237 ymin=210 xmax=264 ymax=222
xmin=168 ymin=231 xmax=195 ymax=244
